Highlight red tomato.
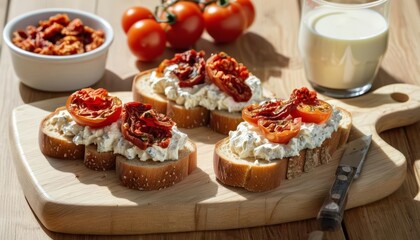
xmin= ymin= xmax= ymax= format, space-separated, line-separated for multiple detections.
xmin=127 ymin=19 xmax=166 ymax=62
xmin=235 ymin=0 xmax=255 ymax=28
xmin=66 ymin=88 xmax=122 ymax=128
xmin=206 ymin=52 xmax=251 ymax=102
xmin=258 ymin=117 xmax=301 ymax=144
xmin=121 ymin=102 xmax=174 ymax=150
xmin=160 ymin=1 xmax=205 ymax=49
xmin=203 ymin=1 xmax=247 ymax=43
xmin=157 ymin=49 xmax=206 ymax=87
xmin=121 ymin=6 xmax=155 ymax=33
xmin=292 ymin=100 xmax=333 ymax=124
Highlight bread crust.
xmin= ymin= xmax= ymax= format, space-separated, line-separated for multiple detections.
xmin=209 ymin=110 xmax=243 ymax=135
xmin=39 ymin=107 xmax=84 ymax=160
xmin=84 ymin=144 xmax=116 ymax=171
xmin=213 ymin=107 xmax=352 ymax=192
xmin=132 ymin=69 xmax=245 ymax=134
xmin=167 ymin=100 xmax=210 ymax=128
xmin=115 ymin=140 xmax=197 ymax=190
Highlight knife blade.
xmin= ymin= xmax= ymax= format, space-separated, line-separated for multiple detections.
xmin=317 ymin=135 xmax=372 ymax=231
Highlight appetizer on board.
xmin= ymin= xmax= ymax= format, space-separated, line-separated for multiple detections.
xmin=39 ymin=88 xmax=197 ymax=190
xmin=133 ymin=49 xmax=266 ymax=135
xmin=213 ymin=87 xmax=352 ymax=192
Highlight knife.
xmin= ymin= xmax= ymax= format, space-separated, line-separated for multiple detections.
xmin=317 ymin=135 xmax=372 ymax=231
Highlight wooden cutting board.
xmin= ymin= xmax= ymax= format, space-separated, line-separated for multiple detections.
xmin=9 ymin=83 xmax=420 ymax=235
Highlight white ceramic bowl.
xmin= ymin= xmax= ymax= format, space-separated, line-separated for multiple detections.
xmin=3 ymin=8 xmax=114 ymax=92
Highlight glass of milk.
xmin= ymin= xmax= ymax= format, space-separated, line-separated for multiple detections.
xmin=298 ymin=0 xmax=390 ymax=98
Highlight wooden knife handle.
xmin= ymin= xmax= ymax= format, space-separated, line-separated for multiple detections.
xmin=317 ymin=165 xmax=356 ymax=231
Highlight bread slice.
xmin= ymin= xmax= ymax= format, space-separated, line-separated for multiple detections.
xmin=210 ymin=110 xmax=243 ymax=135
xmin=39 ymin=107 xmax=84 ymax=160
xmin=84 ymin=144 xmax=116 ymax=171
xmin=132 ymin=69 xmax=245 ymax=133
xmin=115 ymin=140 xmax=197 ymax=190
xmin=213 ymin=107 xmax=352 ymax=192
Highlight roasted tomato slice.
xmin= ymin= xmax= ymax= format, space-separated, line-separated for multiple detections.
xmin=258 ymin=117 xmax=302 ymax=144
xmin=206 ymin=52 xmax=251 ymax=102
xmin=156 ymin=49 xmax=206 ymax=88
xmin=292 ymin=99 xmax=333 ymax=124
xmin=66 ymin=88 xmax=122 ymax=128
xmin=242 ymin=99 xmax=294 ymax=126
xmin=121 ymin=102 xmax=174 ymax=150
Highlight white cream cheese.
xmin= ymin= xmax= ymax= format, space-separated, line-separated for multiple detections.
xmin=46 ymin=110 xmax=187 ymax=162
xmin=149 ymin=65 xmax=265 ymax=112
xmin=228 ymin=107 xmax=342 ymax=161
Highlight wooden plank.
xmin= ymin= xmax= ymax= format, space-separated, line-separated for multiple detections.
xmin=0 ymin=0 xmax=8 ymax=49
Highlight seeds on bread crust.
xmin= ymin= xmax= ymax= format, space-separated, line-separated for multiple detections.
xmin=116 ymin=140 xmax=197 ymax=190
xmin=84 ymin=144 xmax=116 ymax=171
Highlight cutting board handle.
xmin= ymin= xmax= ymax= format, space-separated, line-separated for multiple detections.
xmin=329 ymin=83 xmax=420 ymax=133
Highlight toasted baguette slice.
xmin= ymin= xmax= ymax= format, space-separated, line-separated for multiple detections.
xmin=132 ymin=69 xmax=245 ymax=133
xmin=39 ymin=107 xmax=84 ymax=160
xmin=210 ymin=110 xmax=243 ymax=135
xmin=84 ymin=144 xmax=116 ymax=171
xmin=213 ymin=107 xmax=352 ymax=192
xmin=116 ymin=140 xmax=197 ymax=190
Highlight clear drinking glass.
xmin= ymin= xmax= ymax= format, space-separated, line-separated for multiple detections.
xmin=298 ymin=0 xmax=390 ymax=98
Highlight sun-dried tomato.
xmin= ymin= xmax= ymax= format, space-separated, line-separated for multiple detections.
xmin=243 ymin=87 xmax=333 ymax=127
xmin=157 ymin=49 xmax=206 ymax=88
xmin=290 ymin=87 xmax=318 ymax=105
xmin=12 ymin=13 xmax=105 ymax=56
xmin=121 ymin=102 xmax=174 ymax=150
xmin=206 ymin=52 xmax=252 ymax=102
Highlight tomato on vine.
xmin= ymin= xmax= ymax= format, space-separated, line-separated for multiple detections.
xmin=203 ymin=0 xmax=247 ymax=43
xmin=235 ymin=0 xmax=255 ymax=28
xmin=121 ymin=6 xmax=155 ymax=33
xmin=159 ymin=1 xmax=205 ymax=49
xmin=127 ymin=19 xmax=166 ymax=62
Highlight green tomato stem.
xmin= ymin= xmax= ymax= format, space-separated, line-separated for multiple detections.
xmin=218 ymin=0 xmax=230 ymax=7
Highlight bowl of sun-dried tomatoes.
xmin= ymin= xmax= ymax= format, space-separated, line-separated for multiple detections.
xmin=3 ymin=8 xmax=114 ymax=91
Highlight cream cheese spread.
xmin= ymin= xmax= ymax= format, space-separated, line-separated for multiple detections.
xmin=149 ymin=65 xmax=265 ymax=112
xmin=47 ymin=110 xmax=187 ymax=162
xmin=228 ymin=107 xmax=342 ymax=161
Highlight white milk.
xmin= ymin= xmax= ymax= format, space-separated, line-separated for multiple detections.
xmin=299 ymin=8 xmax=389 ymax=90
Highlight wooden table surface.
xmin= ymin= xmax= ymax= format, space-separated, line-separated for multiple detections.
xmin=1 ymin=0 xmax=420 ymax=239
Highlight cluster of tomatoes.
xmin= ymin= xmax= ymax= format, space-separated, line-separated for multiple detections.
xmin=121 ymin=0 xmax=255 ymax=61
